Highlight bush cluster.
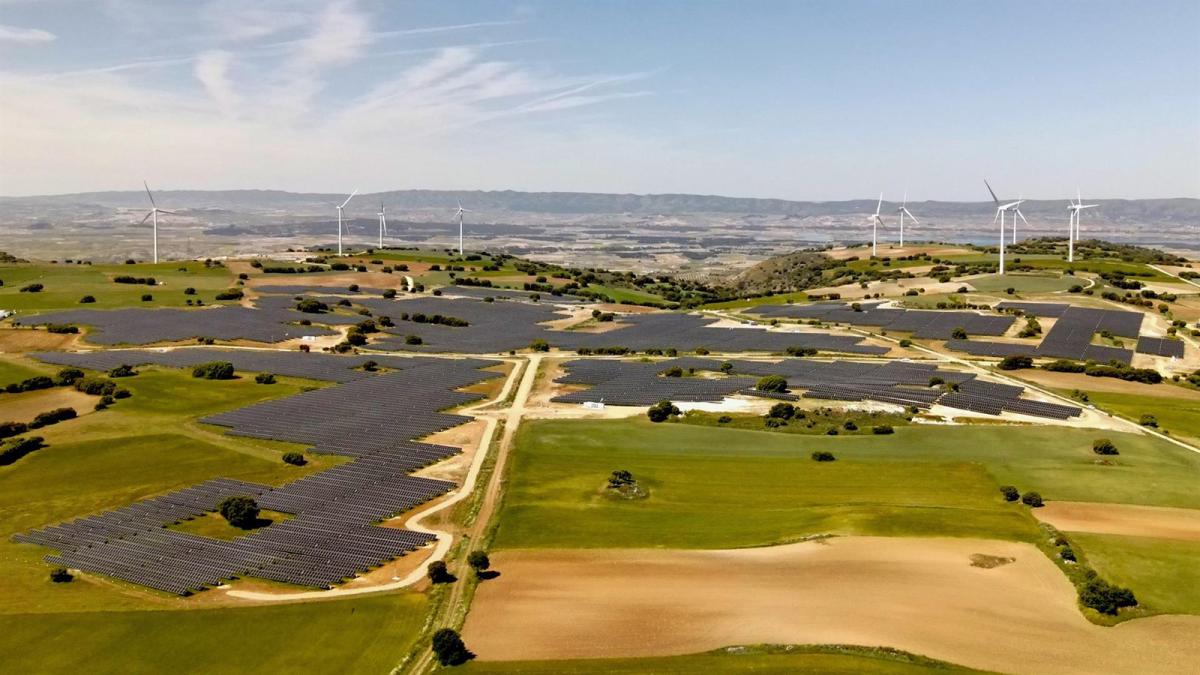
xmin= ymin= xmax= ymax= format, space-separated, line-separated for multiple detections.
xmin=192 ymin=361 xmax=235 ymax=380
xmin=0 ymin=436 xmax=45 ymax=466
xmin=647 ymin=400 xmax=681 ymax=423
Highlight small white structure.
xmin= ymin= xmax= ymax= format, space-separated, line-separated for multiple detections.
xmin=583 ymin=400 xmax=605 ymax=411
xmin=0 ymin=309 xmax=12 ymax=319
xmin=301 ymin=335 xmax=316 ymax=342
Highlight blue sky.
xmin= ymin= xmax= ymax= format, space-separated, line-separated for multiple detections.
xmin=0 ymin=0 xmax=1197 ymax=199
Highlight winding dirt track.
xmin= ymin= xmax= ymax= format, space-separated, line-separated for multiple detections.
xmin=462 ymin=537 xmax=1200 ymax=674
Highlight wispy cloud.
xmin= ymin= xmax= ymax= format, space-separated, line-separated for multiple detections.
xmin=194 ymin=50 xmax=238 ymax=114
xmin=0 ymin=23 xmax=55 ymax=43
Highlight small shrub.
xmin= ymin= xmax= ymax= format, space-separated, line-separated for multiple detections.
xmin=141 ymin=294 xmax=153 ymax=301
xmin=768 ymin=402 xmax=795 ymax=419
xmin=998 ymin=355 xmax=1033 ymax=370
xmin=872 ymin=425 xmax=894 ymax=435
xmin=999 ymin=485 xmax=1020 ymax=501
xmin=951 ymin=327 xmax=968 ymax=339
xmin=79 ymin=295 xmax=95 ymax=304
xmin=192 ymin=361 xmax=235 ymax=380
xmin=1138 ymin=414 xmax=1157 ymax=428
xmin=107 ymin=364 xmax=137 ymax=378
xmin=811 ymin=451 xmax=836 ymax=461
xmin=647 ymin=400 xmax=680 ymax=423
xmin=255 ymin=373 xmax=276 ymax=384
xmin=717 ymin=415 xmax=732 ymax=424
xmin=405 ymin=335 xmax=423 ymax=345
xmin=50 ymin=568 xmax=73 ymax=583
xmin=1021 ymin=491 xmax=1044 ymax=507
xmin=1092 ymin=439 xmax=1119 ymax=456
xmin=842 ymin=420 xmax=858 ymax=431
xmin=529 ymin=339 xmax=550 ymax=352
xmin=282 ymin=451 xmax=306 ymax=466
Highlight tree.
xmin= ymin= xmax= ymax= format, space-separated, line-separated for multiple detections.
xmin=719 ymin=361 xmax=733 ymax=374
xmin=998 ymin=355 xmax=1033 ymax=370
xmin=218 ymin=496 xmax=259 ymax=528
xmin=999 ymin=485 xmax=1020 ymax=502
xmin=193 ymin=361 xmax=235 ymax=380
xmin=646 ymin=400 xmax=680 ymax=423
xmin=872 ymin=425 xmax=894 ymax=435
xmin=1021 ymin=491 xmax=1044 ymax=507
xmin=768 ymin=402 xmax=795 ymax=419
xmin=79 ymin=295 xmax=95 ymax=304
xmin=1092 ymin=439 xmax=1119 ymax=455
xmin=529 ymin=338 xmax=550 ymax=352
xmin=755 ymin=375 xmax=788 ymax=393
xmin=255 ymin=373 xmax=276 ymax=384
xmin=427 ymin=560 xmax=452 ymax=584
xmin=108 ymin=364 xmax=137 ymax=378
xmin=951 ymin=327 xmax=968 ymax=340
xmin=1138 ymin=414 xmax=1157 ymax=428
xmin=661 ymin=366 xmax=683 ymax=378
xmin=295 ymin=298 xmax=328 ymax=313
xmin=282 ymin=451 xmax=306 ymax=466
xmin=467 ymin=550 xmax=491 ymax=575
xmin=811 ymin=451 xmax=836 ymax=461
xmin=431 ymin=628 xmax=472 ymax=666
xmin=50 ymin=568 xmax=73 ymax=583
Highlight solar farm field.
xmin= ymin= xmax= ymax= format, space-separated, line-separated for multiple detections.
xmin=0 ymin=592 xmax=428 ymax=675
xmin=1062 ymin=389 xmax=1200 ymax=448
xmin=492 ymin=419 xmax=1200 ymax=550
xmin=0 ymin=261 xmax=237 ymax=311
xmin=0 ymin=367 xmax=333 ymax=613
xmin=966 ymin=272 xmax=1077 ymax=294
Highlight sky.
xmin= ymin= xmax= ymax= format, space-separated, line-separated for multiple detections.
xmin=0 ymin=0 xmax=1198 ymax=200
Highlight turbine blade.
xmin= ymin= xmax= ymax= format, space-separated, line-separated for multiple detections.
xmin=984 ymin=180 xmax=999 ymax=204
xmin=1017 ymin=209 xmax=1030 ymax=227
xmin=156 ymin=210 xmax=177 ymax=215
xmin=903 ymin=208 xmax=918 ymax=223
xmin=875 ymin=192 xmax=883 ymax=215
xmin=144 ymin=180 xmax=157 ymax=207
xmin=339 ymin=189 xmax=358 ymax=208
xmin=140 ymin=211 xmax=154 ymax=224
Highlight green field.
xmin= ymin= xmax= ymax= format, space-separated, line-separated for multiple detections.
xmin=702 ymin=291 xmax=809 ymax=310
xmin=0 ymin=366 xmax=337 ymax=613
xmin=463 ymin=645 xmax=986 ymax=674
xmin=0 ymin=353 xmax=55 ymax=384
xmin=0 ymin=261 xmax=237 ymax=312
xmin=968 ymin=273 xmax=1076 ymax=294
xmin=493 ymin=419 xmax=1200 ymax=550
xmin=1070 ymin=533 xmax=1200 ymax=616
xmin=0 ymin=592 xmax=428 ymax=675
xmin=1069 ymin=389 xmax=1200 ymax=448
xmin=494 ymin=419 xmax=1042 ymax=549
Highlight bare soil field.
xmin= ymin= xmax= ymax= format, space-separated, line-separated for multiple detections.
xmin=0 ymin=328 xmax=81 ymax=353
xmin=462 ymin=537 xmax=1200 ymax=674
xmin=1 ymin=388 xmax=94 ymax=423
xmin=825 ymin=245 xmax=974 ymax=261
xmin=1013 ymin=370 xmax=1200 ymax=399
xmin=1036 ymin=502 xmax=1200 ymax=542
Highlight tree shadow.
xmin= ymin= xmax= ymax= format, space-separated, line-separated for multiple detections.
xmin=476 ymin=570 xmax=501 ymax=581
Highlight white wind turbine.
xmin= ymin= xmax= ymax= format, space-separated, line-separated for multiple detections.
xmin=985 ymin=180 xmax=1027 ymax=275
xmin=453 ymin=200 xmax=471 ymax=255
xmin=377 ymin=202 xmax=388 ymax=249
xmin=896 ymin=190 xmax=918 ymax=247
xmin=868 ymin=193 xmax=885 ymax=257
xmin=140 ymin=181 xmax=177 ymax=264
xmin=1066 ymin=188 xmax=1098 ymax=263
xmin=335 ymin=189 xmax=357 ymax=256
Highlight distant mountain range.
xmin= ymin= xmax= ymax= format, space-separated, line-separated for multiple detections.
xmin=2 ymin=189 xmax=1197 ymax=222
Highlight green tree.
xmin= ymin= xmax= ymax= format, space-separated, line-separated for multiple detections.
xmin=467 ymin=550 xmax=491 ymax=576
xmin=755 ymin=375 xmax=788 ymax=393
xmin=646 ymin=400 xmax=680 ymax=423
xmin=218 ymin=496 xmax=260 ymax=528
xmin=282 ymin=451 xmax=306 ymax=466
xmin=431 ymin=628 xmax=472 ymax=666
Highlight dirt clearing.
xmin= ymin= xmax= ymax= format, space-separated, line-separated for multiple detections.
xmin=1036 ymin=502 xmax=1200 ymax=542
xmin=462 ymin=537 xmax=1200 ymax=674
xmin=1 ymin=388 xmax=94 ymax=424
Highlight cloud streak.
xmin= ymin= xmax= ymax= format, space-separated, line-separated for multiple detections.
xmin=0 ymin=23 xmax=55 ymax=43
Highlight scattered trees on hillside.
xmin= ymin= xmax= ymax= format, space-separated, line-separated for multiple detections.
xmin=647 ymin=400 xmax=681 ymax=423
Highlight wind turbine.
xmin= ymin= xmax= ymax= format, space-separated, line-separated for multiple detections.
xmin=453 ymin=200 xmax=471 ymax=255
xmin=377 ymin=202 xmax=388 ymax=249
xmin=985 ymin=180 xmax=1027 ymax=275
xmin=896 ymin=190 xmax=918 ymax=247
xmin=336 ymin=189 xmax=357 ymax=256
xmin=140 ymin=181 xmax=177 ymax=264
xmin=868 ymin=193 xmax=885 ymax=257
xmin=1066 ymin=188 xmax=1098 ymax=263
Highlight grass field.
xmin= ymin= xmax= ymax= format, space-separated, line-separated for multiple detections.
xmin=0 ymin=353 xmax=55 ymax=384
xmin=493 ymin=419 xmax=1200 ymax=550
xmin=0 ymin=261 xmax=236 ymax=312
xmin=1070 ymin=390 xmax=1200 ymax=448
xmin=494 ymin=419 xmax=1042 ymax=549
xmin=702 ymin=291 xmax=809 ymax=310
xmin=968 ymin=273 xmax=1076 ymax=294
xmin=0 ymin=592 xmax=428 ymax=675
xmin=1070 ymin=533 xmax=1200 ymax=616
xmin=462 ymin=645 xmax=985 ymax=674
xmin=0 ymin=367 xmax=337 ymax=613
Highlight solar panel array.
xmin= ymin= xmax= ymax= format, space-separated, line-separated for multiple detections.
xmin=551 ymin=357 xmax=1079 ymax=420
xmin=15 ymin=356 xmax=501 ymax=594
xmin=946 ymin=304 xmax=1142 ymax=365
xmin=254 ymin=284 xmax=394 ymax=296
xmin=750 ymin=302 xmax=1016 ymax=339
xmin=1136 ymin=336 xmax=1185 ymax=358
xmin=33 ymin=349 xmax=437 ymax=383
xmin=443 ymin=286 xmax=586 ymax=303
xmin=22 ymin=293 xmax=885 ymax=355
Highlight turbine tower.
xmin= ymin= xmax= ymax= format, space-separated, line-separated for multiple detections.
xmin=1066 ymin=188 xmax=1098 ymax=263
xmin=377 ymin=202 xmax=388 ymax=249
xmin=336 ymin=189 xmax=357 ymax=256
xmin=453 ymin=200 xmax=471 ymax=255
xmin=140 ymin=181 xmax=177 ymax=264
xmin=896 ymin=190 xmax=918 ymax=247
xmin=985 ymin=180 xmax=1027 ymax=275
xmin=869 ymin=193 xmax=885 ymax=257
